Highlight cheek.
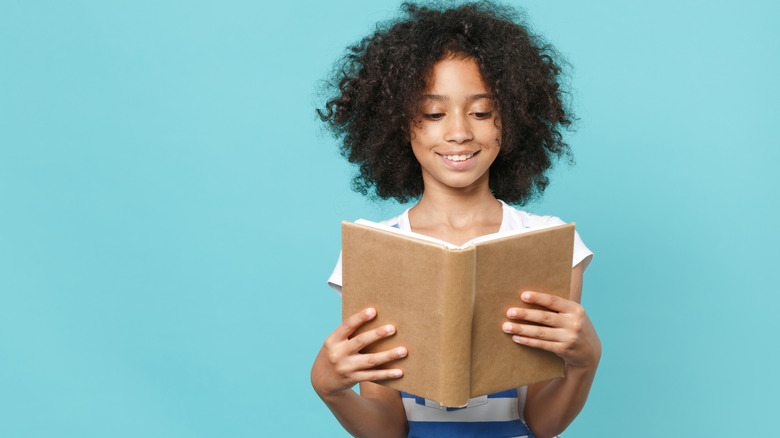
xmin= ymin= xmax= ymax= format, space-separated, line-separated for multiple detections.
xmin=491 ymin=124 xmax=502 ymax=147
xmin=477 ymin=125 xmax=501 ymax=147
xmin=409 ymin=137 xmax=424 ymax=161
xmin=409 ymin=124 xmax=435 ymax=148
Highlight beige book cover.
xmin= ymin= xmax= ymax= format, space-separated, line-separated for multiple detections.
xmin=341 ymin=220 xmax=574 ymax=408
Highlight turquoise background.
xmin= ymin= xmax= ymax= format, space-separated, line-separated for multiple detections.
xmin=1 ymin=0 xmax=778 ymax=436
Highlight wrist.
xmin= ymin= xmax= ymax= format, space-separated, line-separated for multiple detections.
xmin=318 ymin=386 xmax=356 ymax=407
xmin=567 ymin=336 xmax=602 ymax=373
xmin=311 ymin=373 xmax=348 ymax=402
xmin=565 ymin=355 xmax=600 ymax=378
xmin=311 ymin=349 xmax=348 ymax=401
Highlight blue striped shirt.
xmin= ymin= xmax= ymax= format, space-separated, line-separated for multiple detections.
xmin=402 ymin=388 xmax=536 ymax=438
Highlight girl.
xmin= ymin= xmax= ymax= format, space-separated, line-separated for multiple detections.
xmin=311 ymin=2 xmax=600 ymax=437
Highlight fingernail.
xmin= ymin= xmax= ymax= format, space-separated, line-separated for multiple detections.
xmin=397 ymin=347 xmax=407 ymax=357
xmin=521 ymin=292 xmax=531 ymax=301
xmin=366 ymin=308 xmax=376 ymax=317
xmin=513 ymin=335 xmax=524 ymax=343
xmin=385 ymin=325 xmax=395 ymax=334
xmin=502 ymin=322 xmax=513 ymax=332
xmin=391 ymin=369 xmax=403 ymax=377
xmin=507 ymin=309 xmax=517 ymax=318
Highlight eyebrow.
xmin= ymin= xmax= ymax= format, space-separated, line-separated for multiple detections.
xmin=420 ymin=93 xmax=494 ymax=102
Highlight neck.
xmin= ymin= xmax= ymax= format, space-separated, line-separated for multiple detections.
xmin=408 ymin=183 xmax=503 ymax=241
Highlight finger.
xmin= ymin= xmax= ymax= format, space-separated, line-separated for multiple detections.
xmin=502 ymin=322 xmax=566 ymax=343
xmin=506 ymin=307 xmax=563 ymax=327
xmin=346 ymin=324 xmax=397 ymax=353
xmin=511 ymin=335 xmax=566 ymax=355
xmin=354 ymin=346 xmax=408 ymax=370
xmin=333 ymin=307 xmax=377 ymax=340
xmin=335 ymin=346 xmax=406 ymax=379
xmin=520 ymin=291 xmax=575 ymax=312
xmin=352 ymin=368 xmax=404 ymax=382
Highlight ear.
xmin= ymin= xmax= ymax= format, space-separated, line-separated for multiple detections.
xmin=406 ymin=123 xmax=419 ymax=142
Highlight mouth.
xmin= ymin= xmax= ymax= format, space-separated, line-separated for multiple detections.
xmin=441 ymin=152 xmax=476 ymax=162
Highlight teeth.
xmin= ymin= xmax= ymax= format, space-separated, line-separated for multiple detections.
xmin=444 ymin=153 xmax=474 ymax=161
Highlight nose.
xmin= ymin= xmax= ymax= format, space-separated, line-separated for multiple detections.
xmin=443 ymin=113 xmax=474 ymax=144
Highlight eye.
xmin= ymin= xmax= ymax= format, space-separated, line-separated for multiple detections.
xmin=472 ymin=112 xmax=493 ymax=119
xmin=423 ymin=113 xmax=445 ymax=120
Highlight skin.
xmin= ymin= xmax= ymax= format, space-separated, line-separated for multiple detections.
xmin=507 ymin=263 xmax=601 ymax=438
xmin=311 ymin=56 xmax=601 ymax=438
xmin=311 ymin=308 xmax=408 ymax=438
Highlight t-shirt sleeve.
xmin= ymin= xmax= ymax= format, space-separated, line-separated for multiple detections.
xmin=327 ymin=251 xmax=343 ymax=295
xmin=327 ymin=215 xmax=403 ymax=295
xmin=543 ymin=216 xmax=593 ymax=271
xmin=573 ymin=231 xmax=593 ymax=271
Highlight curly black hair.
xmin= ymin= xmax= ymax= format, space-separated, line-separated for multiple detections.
xmin=318 ymin=1 xmax=574 ymax=204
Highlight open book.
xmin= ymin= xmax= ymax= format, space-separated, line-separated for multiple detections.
xmin=341 ymin=220 xmax=575 ymax=407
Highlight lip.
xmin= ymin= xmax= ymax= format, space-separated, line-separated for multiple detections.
xmin=438 ymin=150 xmax=479 ymax=169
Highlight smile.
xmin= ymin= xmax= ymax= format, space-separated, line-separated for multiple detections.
xmin=442 ymin=152 xmax=475 ymax=161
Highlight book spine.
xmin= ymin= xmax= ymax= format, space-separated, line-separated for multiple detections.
xmin=437 ymin=248 xmax=476 ymax=408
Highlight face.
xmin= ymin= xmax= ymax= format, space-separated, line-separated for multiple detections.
xmin=410 ymin=56 xmax=500 ymax=194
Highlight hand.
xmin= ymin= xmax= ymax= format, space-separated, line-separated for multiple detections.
xmin=503 ymin=291 xmax=601 ymax=370
xmin=311 ymin=307 xmax=407 ymax=399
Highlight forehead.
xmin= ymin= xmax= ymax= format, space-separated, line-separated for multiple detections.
xmin=422 ymin=56 xmax=491 ymax=97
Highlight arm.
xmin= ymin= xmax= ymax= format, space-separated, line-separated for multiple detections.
xmin=311 ymin=308 xmax=408 ymax=438
xmin=503 ymin=262 xmax=601 ymax=438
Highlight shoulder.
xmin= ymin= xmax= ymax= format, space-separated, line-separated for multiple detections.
xmin=501 ymin=202 xmax=567 ymax=231
xmin=377 ymin=208 xmax=411 ymax=231
xmin=327 ymin=210 xmax=408 ymax=293
xmin=378 ymin=215 xmax=402 ymax=229
xmin=500 ymin=201 xmax=594 ymax=270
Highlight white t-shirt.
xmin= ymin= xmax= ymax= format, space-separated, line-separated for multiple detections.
xmin=328 ymin=200 xmax=593 ymax=294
